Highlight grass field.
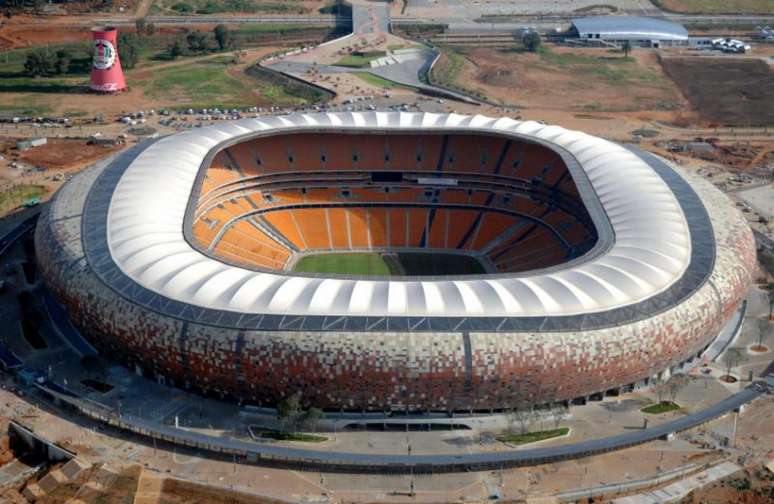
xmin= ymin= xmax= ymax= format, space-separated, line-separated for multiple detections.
xmin=0 ymin=185 xmax=47 ymax=213
xmin=0 ymin=26 xmax=333 ymax=115
xmin=335 ymin=51 xmax=387 ymax=68
xmin=355 ymin=72 xmax=418 ymax=91
xmin=430 ymin=44 xmax=678 ymax=111
xmin=136 ymin=57 xmax=258 ymax=108
xmin=292 ymin=252 xmax=486 ymax=276
xmin=152 ymin=0 xmax=308 ymax=15
xmin=652 ymin=0 xmax=774 ymax=14
xmin=641 ymin=401 xmax=681 ymax=414
xmin=496 ymin=427 xmax=570 ymax=445
xmin=536 ymin=46 xmax=666 ymax=85
xmin=134 ymin=56 xmax=326 ymax=109
xmin=250 ymin=427 xmax=327 ymax=442
xmin=429 ymin=45 xmax=466 ymax=90
xmin=388 ymin=252 xmax=486 ymax=276
xmin=293 ymin=253 xmax=391 ymax=275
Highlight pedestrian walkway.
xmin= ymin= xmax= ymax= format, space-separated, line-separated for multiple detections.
xmin=37 ymin=379 xmax=765 ymax=473
xmin=613 ymin=461 xmax=740 ymax=504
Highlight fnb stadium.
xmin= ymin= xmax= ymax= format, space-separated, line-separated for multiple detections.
xmin=35 ymin=112 xmax=756 ymax=413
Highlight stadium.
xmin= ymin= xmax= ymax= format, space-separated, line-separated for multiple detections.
xmin=35 ymin=112 xmax=755 ymax=414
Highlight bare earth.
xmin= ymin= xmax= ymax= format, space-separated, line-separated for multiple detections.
xmin=446 ymin=46 xmax=688 ymax=114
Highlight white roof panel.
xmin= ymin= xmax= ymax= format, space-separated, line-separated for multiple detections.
xmin=104 ymin=112 xmax=691 ymax=318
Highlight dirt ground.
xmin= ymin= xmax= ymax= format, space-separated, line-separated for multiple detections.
xmin=443 ymin=46 xmax=688 ymax=115
xmin=664 ymin=141 xmax=774 ymax=174
xmin=13 ymin=138 xmax=121 ymax=171
xmin=680 ymin=465 xmax=774 ymax=503
xmin=158 ymin=478 xmax=291 ymax=504
xmin=0 ymin=138 xmax=124 ymax=214
xmin=0 ymin=23 xmax=88 ymax=50
xmin=0 ymin=20 xmax=208 ymax=50
xmin=661 ymin=57 xmax=774 ymax=127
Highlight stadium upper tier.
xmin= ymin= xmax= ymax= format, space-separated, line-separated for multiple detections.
xmin=101 ymin=113 xmax=692 ymax=318
xmin=192 ymin=132 xmax=598 ymax=274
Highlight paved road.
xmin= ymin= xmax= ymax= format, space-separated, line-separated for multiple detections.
xmin=398 ymin=14 xmax=774 ymax=34
xmin=353 ymin=0 xmax=389 ymax=35
xmin=265 ymin=1 xmax=478 ymax=105
xmin=16 ymin=15 xmax=345 ymax=28
xmin=268 ymin=51 xmax=477 ymax=105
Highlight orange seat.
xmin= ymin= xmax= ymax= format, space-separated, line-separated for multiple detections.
xmin=368 ymin=208 xmax=389 ymax=247
xmin=388 ymin=208 xmax=407 ymax=247
xmin=328 ymin=208 xmax=349 ymax=248
xmin=470 ymin=212 xmax=517 ymax=251
xmin=263 ymin=210 xmax=305 ymax=249
xmin=348 ymin=208 xmax=371 ymax=248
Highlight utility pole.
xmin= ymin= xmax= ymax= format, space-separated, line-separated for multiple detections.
xmin=730 ymin=409 xmax=739 ymax=448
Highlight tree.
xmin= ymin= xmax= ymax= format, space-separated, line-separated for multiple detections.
xmin=171 ymin=1 xmax=193 ymax=13
xmin=300 ymin=407 xmax=323 ymax=432
xmin=167 ymin=40 xmax=183 ymax=60
xmin=186 ymin=30 xmax=208 ymax=53
xmin=145 ymin=22 xmax=157 ymax=37
xmin=135 ymin=17 xmax=147 ymax=35
xmin=621 ymin=40 xmax=632 ymax=58
xmin=504 ymin=408 xmax=517 ymax=434
xmin=652 ymin=375 xmax=667 ymax=404
xmin=548 ymin=404 xmax=569 ymax=430
xmin=232 ymin=48 xmax=247 ymax=64
xmin=765 ymin=283 xmax=774 ymax=321
xmin=118 ymin=33 xmax=140 ymax=69
xmin=722 ymin=348 xmax=744 ymax=380
xmin=24 ymin=50 xmax=55 ymax=77
xmin=276 ymin=392 xmax=302 ymax=433
xmin=54 ymin=49 xmax=72 ymax=75
xmin=521 ymin=30 xmax=541 ymax=52
xmin=755 ymin=318 xmax=770 ymax=350
xmin=213 ymin=24 xmax=232 ymax=51
xmin=509 ymin=407 xmax=534 ymax=435
xmin=666 ymin=373 xmax=689 ymax=404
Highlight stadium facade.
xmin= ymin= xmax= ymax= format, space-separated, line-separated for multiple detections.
xmin=35 ymin=113 xmax=755 ymax=412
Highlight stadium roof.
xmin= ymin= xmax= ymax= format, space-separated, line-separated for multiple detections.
xmin=571 ymin=16 xmax=689 ymax=41
xmin=104 ymin=112 xmax=692 ymax=319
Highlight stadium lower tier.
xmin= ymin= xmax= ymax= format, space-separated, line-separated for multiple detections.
xmin=35 ymin=146 xmax=756 ymax=412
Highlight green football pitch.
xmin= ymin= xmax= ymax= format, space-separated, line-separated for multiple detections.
xmin=293 ymin=253 xmax=391 ymax=275
xmin=291 ymin=252 xmax=486 ymax=276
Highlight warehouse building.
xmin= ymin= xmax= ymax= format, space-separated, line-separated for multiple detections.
xmin=568 ymin=16 xmax=689 ymax=48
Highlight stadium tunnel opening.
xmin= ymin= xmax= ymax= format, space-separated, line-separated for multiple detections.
xmin=343 ymin=422 xmax=472 ymax=432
